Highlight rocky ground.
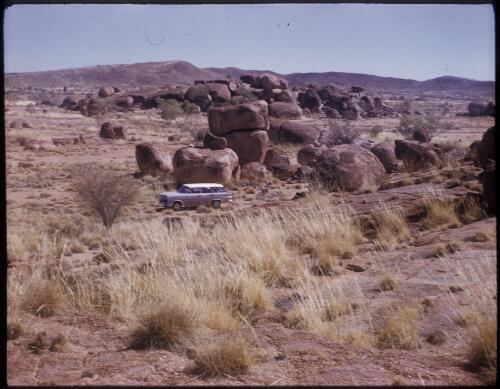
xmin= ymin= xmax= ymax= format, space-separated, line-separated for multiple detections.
xmin=5 ymin=85 xmax=496 ymax=385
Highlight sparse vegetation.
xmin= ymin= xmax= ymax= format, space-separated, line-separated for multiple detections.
xmin=377 ymin=305 xmax=421 ymax=349
xmin=73 ymin=164 xmax=139 ymax=227
xmin=421 ymin=193 xmax=460 ymax=230
xmin=7 ymin=320 xmax=24 ymax=340
xmin=20 ymin=277 xmax=65 ymax=317
xmin=374 ymin=206 xmax=410 ymax=250
xmin=192 ymin=337 xmax=253 ymax=377
xmin=129 ymin=300 xmax=199 ymax=350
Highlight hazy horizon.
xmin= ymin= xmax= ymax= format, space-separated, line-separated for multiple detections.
xmin=4 ymin=4 xmax=496 ymax=81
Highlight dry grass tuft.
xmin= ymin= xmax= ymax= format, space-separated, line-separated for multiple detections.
xmin=129 ymin=301 xmax=199 ymax=350
xmin=7 ymin=320 xmax=24 ymax=340
xmin=467 ymin=316 xmax=497 ymax=384
xmin=379 ymin=274 xmax=397 ymax=291
xmin=49 ymin=334 xmax=68 ymax=352
xmin=20 ymin=278 xmax=65 ymax=317
xmin=220 ymin=274 xmax=272 ymax=322
xmin=28 ymin=332 xmax=48 ymax=354
xmin=374 ymin=206 xmax=410 ymax=250
xmin=421 ymin=194 xmax=460 ymax=230
xmin=377 ymin=305 xmax=421 ymax=349
xmin=192 ymin=337 xmax=254 ymax=377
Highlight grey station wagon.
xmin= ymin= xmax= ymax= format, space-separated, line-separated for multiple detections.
xmin=159 ymin=183 xmax=233 ymax=211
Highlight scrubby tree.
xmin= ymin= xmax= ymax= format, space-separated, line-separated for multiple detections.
xmin=73 ymin=164 xmax=139 ymax=227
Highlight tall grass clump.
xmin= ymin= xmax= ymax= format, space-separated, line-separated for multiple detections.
xmin=377 ymin=304 xmax=421 ymax=349
xmin=373 ymin=205 xmax=410 ymax=250
xmin=129 ymin=298 xmax=199 ymax=350
xmin=421 ymin=191 xmax=460 ymax=230
xmin=192 ymin=337 xmax=254 ymax=377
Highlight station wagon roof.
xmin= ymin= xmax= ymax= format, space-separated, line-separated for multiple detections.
xmin=181 ymin=183 xmax=224 ymax=188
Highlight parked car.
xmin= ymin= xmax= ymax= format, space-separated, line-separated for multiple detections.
xmin=159 ymin=183 xmax=232 ymax=211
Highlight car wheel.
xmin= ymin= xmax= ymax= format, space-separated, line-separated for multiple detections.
xmin=211 ymin=200 xmax=221 ymax=209
xmin=172 ymin=202 xmax=183 ymax=211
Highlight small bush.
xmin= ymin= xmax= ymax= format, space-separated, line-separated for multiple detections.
xmin=192 ymin=338 xmax=253 ymax=377
xmin=379 ymin=274 xmax=397 ymax=291
xmin=7 ymin=320 xmax=24 ymax=340
xmin=73 ymin=165 xmax=139 ymax=227
xmin=20 ymin=279 xmax=64 ymax=317
xmin=369 ymin=125 xmax=384 ymax=138
xmin=374 ymin=207 xmax=410 ymax=250
xmin=129 ymin=302 xmax=198 ymax=350
xmin=421 ymin=196 xmax=460 ymax=230
xmin=49 ymin=334 xmax=68 ymax=352
xmin=28 ymin=332 xmax=48 ymax=354
xmin=159 ymin=99 xmax=184 ymax=121
xmin=398 ymin=114 xmax=442 ymax=139
xmin=182 ymin=101 xmax=200 ymax=115
xmin=467 ymin=316 xmax=497 ymax=384
xmin=377 ymin=305 xmax=421 ymax=349
xmin=324 ymin=122 xmax=360 ymax=145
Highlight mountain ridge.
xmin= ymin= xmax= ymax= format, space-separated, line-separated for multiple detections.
xmin=4 ymin=60 xmax=495 ymax=92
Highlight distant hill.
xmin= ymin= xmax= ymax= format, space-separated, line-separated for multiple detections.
xmin=4 ymin=60 xmax=495 ymax=94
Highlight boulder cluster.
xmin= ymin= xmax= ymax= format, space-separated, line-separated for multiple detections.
xmin=298 ymin=83 xmax=393 ymax=120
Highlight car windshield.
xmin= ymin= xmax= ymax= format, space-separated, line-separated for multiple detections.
xmin=178 ymin=185 xmax=191 ymax=193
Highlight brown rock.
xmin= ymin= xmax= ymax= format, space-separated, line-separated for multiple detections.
xmin=99 ymin=122 xmax=127 ymax=139
xmin=203 ymin=132 xmax=228 ymax=150
xmin=301 ymin=144 xmax=387 ymax=191
xmin=135 ymin=143 xmax=173 ymax=177
xmin=225 ymin=130 xmax=269 ymax=164
xmin=298 ymin=88 xmax=322 ymax=112
xmin=395 ymin=140 xmax=444 ymax=172
xmin=173 ymin=147 xmax=240 ymax=185
xmin=370 ymin=143 xmax=398 ymax=173
xmin=413 ymin=128 xmax=432 ymax=142
xmin=98 ymin=87 xmax=115 ymax=98
xmin=240 ymin=162 xmax=272 ymax=182
xmin=208 ymin=100 xmax=269 ymax=136
xmin=264 ymin=147 xmax=299 ymax=179
xmin=278 ymin=121 xmax=322 ymax=145
xmin=269 ymin=102 xmax=302 ymax=119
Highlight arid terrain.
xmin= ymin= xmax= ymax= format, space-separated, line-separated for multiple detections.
xmin=5 ymin=62 xmax=496 ymax=385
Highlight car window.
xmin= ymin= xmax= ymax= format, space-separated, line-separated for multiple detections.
xmin=212 ymin=187 xmax=226 ymax=193
xmin=201 ymin=187 xmax=212 ymax=193
xmin=191 ymin=188 xmax=203 ymax=194
xmin=179 ymin=186 xmax=191 ymax=193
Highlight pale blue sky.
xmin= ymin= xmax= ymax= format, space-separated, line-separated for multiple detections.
xmin=3 ymin=4 xmax=495 ymax=81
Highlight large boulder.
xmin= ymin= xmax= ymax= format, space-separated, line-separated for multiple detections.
xmin=98 ymin=87 xmax=115 ymax=98
xmin=79 ymin=98 xmax=106 ymax=116
xmin=60 ymin=96 xmax=79 ymax=110
xmin=207 ymin=83 xmax=231 ymax=103
xmin=233 ymin=85 xmax=260 ymax=101
xmin=208 ymin=101 xmax=269 ymax=137
xmin=298 ymin=88 xmax=322 ymax=112
xmin=184 ymin=84 xmax=212 ymax=111
xmin=464 ymin=140 xmax=481 ymax=165
xmin=263 ymin=147 xmax=299 ymax=179
xmin=468 ymin=101 xmax=494 ymax=117
xmin=413 ymin=127 xmax=432 ymax=142
xmin=203 ymin=132 xmax=228 ymax=150
xmin=277 ymin=121 xmax=322 ymax=145
xmin=155 ymin=87 xmax=186 ymax=102
xmin=173 ymin=147 xmax=240 ymax=185
xmin=341 ymin=102 xmax=362 ymax=120
xmin=297 ymin=144 xmax=328 ymax=166
xmin=135 ymin=143 xmax=173 ymax=177
xmin=370 ymin=143 xmax=398 ymax=173
xmin=230 ymin=95 xmax=251 ymax=105
xmin=351 ymin=85 xmax=364 ymax=93
xmin=268 ymin=102 xmax=302 ymax=119
xmin=394 ymin=140 xmax=443 ymax=172
xmin=274 ymin=90 xmax=294 ymax=103
xmin=240 ymin=162 xmax=272 ymax=182
xmin=477 ymin=126 xmax=496 ymax=214
xmin=114 ymin=96 xmax=134 ymax=109
xmin=324 ymin=107 xmax=341 ymax=119
xmin=260 ymin=73 xmax=288 ymax=90
xmin=225 ymin=130 xmax=268 ymax=165
xmin=318 ymin=84 xmax=344 ymax=101
xmin=300 ymin=144 xmax=388 ymax=191
xmin=240 ymin=74 xmax=260 ymax=87
xmin=99 ymin=122 xmax=127 ymax=139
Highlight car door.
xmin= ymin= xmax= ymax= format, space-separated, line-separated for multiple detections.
xmin=189 ymin=187 xmax=203 ymax=207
